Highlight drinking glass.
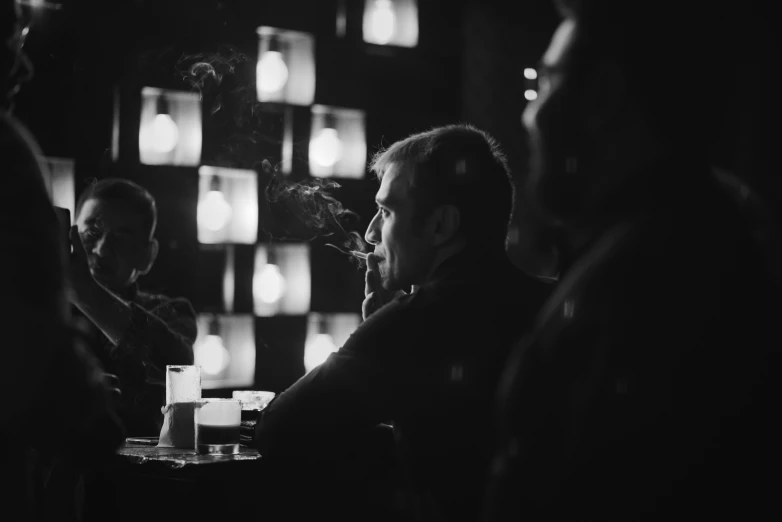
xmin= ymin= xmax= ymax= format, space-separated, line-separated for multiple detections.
xmin=232 ymin=390 xmax=276 ymax=422
xmin=194 ymin=398 xmax=242 ymax=455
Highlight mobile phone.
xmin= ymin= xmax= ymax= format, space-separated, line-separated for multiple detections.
xmin=53 ymin=206 xmax=71 ymax=257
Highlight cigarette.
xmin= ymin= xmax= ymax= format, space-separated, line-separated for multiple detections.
xmin=350 ymin=251 xmax=369 ymax=259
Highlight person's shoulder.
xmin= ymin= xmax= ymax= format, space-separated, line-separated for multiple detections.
xmin=341 ymin=293 xmax=422 ymax=354
xmin=1 ymin=110 xmax=44 ymax=160
xmin=0 ymin=111 xmax=50 ymax=192
xmin=363 ymin=291 xmax=421 ymax=328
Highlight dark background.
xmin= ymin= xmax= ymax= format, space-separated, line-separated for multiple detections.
xmin=14 ymin=0 xmax=781 ymax=393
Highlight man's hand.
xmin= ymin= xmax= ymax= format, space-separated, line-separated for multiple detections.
xmin=362 ymin=254 xmax=406 ymax=320
xmin=68 ymin=225 xmax=96 ymax=307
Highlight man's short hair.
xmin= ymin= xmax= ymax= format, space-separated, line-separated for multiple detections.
xmin=369 ymin=124 xmax=513 ymax=250
xmin=76 ymin=178 xmax=158 ymax=240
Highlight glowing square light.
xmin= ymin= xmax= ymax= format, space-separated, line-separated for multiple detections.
xmin=309 ymin=105 xmax=367 ymax=179
xmin=139 ymin=87 xmax=202 ymax=166
xmin=256 ymin=27 xmax=315 ymax=106
xmin=194 ymin=314 xmax=255 ymax=390
xmin=42 ymin=157 xmax=75 ymax=216
xmin=197 ymin=166 xmax=258 ymax=245
xmin=254 ymin=243 xmax=311 ymax=317
xmin=362 ymin=0 xmax=418 ymax=47
xmin=304 ymin=313 xmax=361 ymax=373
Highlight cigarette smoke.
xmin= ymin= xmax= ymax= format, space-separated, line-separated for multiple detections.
xmin=176 ymin=46 xmax=368 ymax=260
xmin=258 ymin=160 xmax=368 ymax=263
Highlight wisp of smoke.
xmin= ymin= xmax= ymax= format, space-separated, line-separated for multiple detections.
xmin=259 ymin=160 xmax=368 ymax=266
xmin=175 ymin=45 xmax=249 ymax=102
xmin=176 ymin=47 xmax=368 ymax=265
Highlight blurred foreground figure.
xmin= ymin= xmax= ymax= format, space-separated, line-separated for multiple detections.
xmin=1 ymin=1 xmax=124 ymax=520
xmin=486 ymin=0 xmax=782 ymax=520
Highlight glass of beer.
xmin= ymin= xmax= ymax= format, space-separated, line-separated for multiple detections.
xmin=232 ymin=390 xmax=276 ymax=422
xmin=194 ymin=398 xmax=241 ymax=455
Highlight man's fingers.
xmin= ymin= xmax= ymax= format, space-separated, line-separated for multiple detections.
xmin=362 ymin=293 xmax=372 ymax=320
xmin=364 ymin=254 xmax=382 ymax=296
xmin=365 ymin=269 xmax=378 ymax=296
xmin=362 ymin=291 xmax=379 ymax=321
xmin=69 ymin=225 xmax=85 ymax=256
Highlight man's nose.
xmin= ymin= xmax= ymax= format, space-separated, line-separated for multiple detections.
xmin=92 ymin=235 xmax=112 ymax=257
xmin=364 ymin=214 xmax=380 ymax=246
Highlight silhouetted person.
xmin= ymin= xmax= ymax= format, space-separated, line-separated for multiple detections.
xmin=1 ymin=2 xmax=124 ymax=520
xmin=486 ymin=1 xmax=782 ymax=520
xmin=256 ymin=125 xmax=549 ymax=522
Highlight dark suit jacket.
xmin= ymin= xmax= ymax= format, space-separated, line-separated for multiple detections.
xmin=77 ymin=285 xmax=197 ymax=436
xmin=1 ymin=111 xmax=124 ymax=521
xmin=257 ymin=248 xmax=549 ymax=522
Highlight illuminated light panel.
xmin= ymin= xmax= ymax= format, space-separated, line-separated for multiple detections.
xmin=309 ymin=105 xmax=366 ymax=179
xmin=138 ymin=88 xmax=202 ymax=167
xmin=362 ymin=0 xmax=418 ymax=47
xmin=197 ymin=166 xmax=258 ymax=245
xmin=254 ymin=244 xmax=311 ymax=317
xmin=256 ymin=27 xmax=315 ymax=106
xmin=195 ymin=314 xmax=255 ymax=390
xmin=304 ymin=313 xmax=361 ymax=373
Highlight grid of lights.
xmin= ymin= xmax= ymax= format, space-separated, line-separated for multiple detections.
xmin=105 ymin=2 xmax=423 ymax=390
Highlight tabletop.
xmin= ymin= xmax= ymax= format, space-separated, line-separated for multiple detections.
xmin=103 ymin=441 xmax=263 ymax=521
xmin=117 ymin=441 xmax=261 ymax=469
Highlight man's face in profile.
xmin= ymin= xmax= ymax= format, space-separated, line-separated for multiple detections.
xmin=1 ymin=0 xmax=33 ymax=111
xmin=364 ymin=163 xmax=437 ymax=291
xmin=76 ymin=198 xmax=154 ymax=292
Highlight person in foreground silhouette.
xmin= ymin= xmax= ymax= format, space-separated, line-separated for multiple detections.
xmin=1 ymin=1 xmax=124 ymax=520
xmin=485 ymin=0 xmax=782 ymax=520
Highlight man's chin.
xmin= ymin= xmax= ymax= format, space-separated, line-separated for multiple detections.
xmin=383 ymin=278 xmax=411 ymax=294
xmin=90 ymin=271 xmax=118 ymax=289
xmin=381 ymin=278 xmax=398 ymax=293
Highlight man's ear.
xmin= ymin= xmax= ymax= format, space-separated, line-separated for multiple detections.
xmin=432 ymin=205 xmax=461 ymax=247
xmin=138 ymin=238 xmax=159 ymax=276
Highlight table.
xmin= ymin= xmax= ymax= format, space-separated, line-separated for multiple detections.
xmin=86 ymin=441 xmax=264 ymax=522
xmin=117 ymin=442 xmax=261 ymax=469
xmin=93 ymin=427 xmax=398 ymax=522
